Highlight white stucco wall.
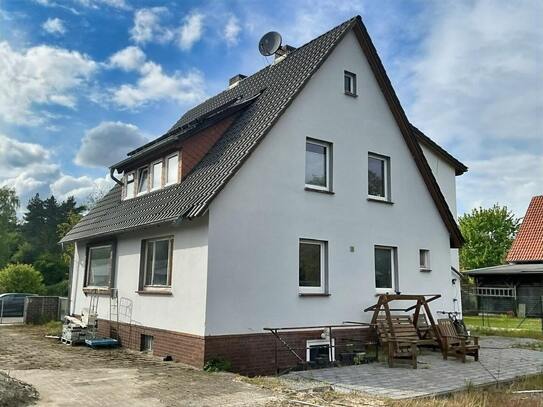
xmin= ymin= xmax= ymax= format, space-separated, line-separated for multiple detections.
xmin=205 ymin=31 xmax=458 ymax=336
xmin=70 ymin=216 xmax=209 ymax=335
xmin=420 ymin=144 xmax=461 ymax=271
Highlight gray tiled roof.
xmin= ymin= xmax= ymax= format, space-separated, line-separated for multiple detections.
xmin=60 ymin=17 xmax=356 ymax=243
xmin=465 ymin=263 xmax=543 ymax=276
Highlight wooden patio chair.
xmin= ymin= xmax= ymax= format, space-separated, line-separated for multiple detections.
xmin=376 ymin=315 xmax=435 ymax=369
xmin=413 ymin=314 xmax=435 ymax=340
xmin=437 ymin=319 xmax=479 ymax=363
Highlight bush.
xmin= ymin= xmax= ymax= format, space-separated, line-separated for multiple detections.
xmin=0 ymin=263 xmax=44 ymax=294
xmin=203 ymin=358 xmax=232 ymax=372
xmin=44 ymin=279 xmax=69 ymax=296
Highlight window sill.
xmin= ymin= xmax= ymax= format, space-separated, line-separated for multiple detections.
xmin=304 ymin=187 xmax=334 ymax=195
xmin=135 ymin=290 xmax=172 ymax=296
xmin=299 ymin=293 xmax=331 ymax=297
xmin=420 ymin=268 xmax=432 ymax=273
xmin=367 ymin=197 xmax=393 ymax=205
xmin=344 ymin=91 xmax=358 ymax=98
xmin=83 ymin=287 xmax=111 ymax=296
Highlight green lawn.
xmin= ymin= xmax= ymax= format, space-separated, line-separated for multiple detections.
xmin=464 ymin=315 xmax=543 ymax=339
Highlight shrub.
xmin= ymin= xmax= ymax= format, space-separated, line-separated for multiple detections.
xmin=0 ymin=263 xmax=44 ymax=294
xmin=44 ymin=280 xmax=69 ymax=296
xmin=203 ymin=358 xmax=232 ymax=372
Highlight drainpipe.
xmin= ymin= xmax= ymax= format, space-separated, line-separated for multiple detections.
xmin=110 ymin=168 xmax=123 ymax=186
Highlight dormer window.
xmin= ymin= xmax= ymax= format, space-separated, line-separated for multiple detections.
xmin=151 ymin=161 xmax=163 ymax=191
xmin=166 ymin=153 xmax=179 ymax=185
xmin=137 ymin=166 xmax=149 ymax=195
xmin=124 ymin=172 xmax=135 ymax=199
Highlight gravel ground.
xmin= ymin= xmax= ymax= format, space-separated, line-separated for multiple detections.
xmin=0 ymin=371 xmax=39 ymax=407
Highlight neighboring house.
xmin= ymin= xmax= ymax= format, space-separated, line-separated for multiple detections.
xmin=61 ymin=16 xmax=467 ymax=375
xmin=466 ymin=195 xmax=543 ymax=317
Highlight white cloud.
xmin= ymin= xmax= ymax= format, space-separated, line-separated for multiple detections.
xmin=224 ymin=15 xmax=241 ymax=46
xmin=0 ymin=133 xmax=112 ymax=207
xmin=50 ymin=173 xmax=113 ymax=202
xmin=107 ymin=45 xmax=146 ymax=71
xmin=404 ymin=0 xmax=543 ymax=217
xmin=42 ymin=17 xmax=67 ymax=35
xmin=75 ymin=121 xmax=147 ymax=167
xmin=0 ymin=41 xmax=97 ymax=125
xmin=130 ymin=7 xmax=173 ymax=44
xmin=178 ymin=12 xmax=204 ymax=51
xmin=111 ymin=60 xmax=205 ymax=109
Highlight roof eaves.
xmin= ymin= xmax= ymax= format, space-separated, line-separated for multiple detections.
xmin=411 ymin=125 xmax=468 ymax=176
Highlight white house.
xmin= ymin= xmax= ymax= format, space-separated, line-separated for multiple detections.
xmin=62 ymin=16 xmax=467 ymax=375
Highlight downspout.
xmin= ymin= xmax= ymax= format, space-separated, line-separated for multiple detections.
xmin=110 ymin=168 xmax=123 ymax=186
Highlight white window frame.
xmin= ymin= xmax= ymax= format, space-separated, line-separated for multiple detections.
xmin=305 ymin=139 xmax=331 ymax=192
xmin=137 ymin=165 xmax=150 ymax=196
xmin=124 ymin=171 xmax=135 ymax=200
xmin=151 ymin=160 xmax=163 ymax=191
xmin=374 ymin=246 xmax=396 ymax=294
xmin=86 ymin=244 xmax=113 ymax=288
xmin=420 ymin=249 xmax=431 ymax=271
xmin=299 ymin=239 xmax=327 ymax=294
xmin=368 ymin=154 xmax=389 ymax=201
xmin=165 ymin=153 xmax=179 ymax=186
xmin=143 ymin=237 xmax=173 ymax=288
xmin=344 ymin=70 xmax=357 ymax=96
xmin=306 ymin=338 xmax=335 ymax=362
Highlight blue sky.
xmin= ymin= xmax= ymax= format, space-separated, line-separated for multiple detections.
xmin=0 ymin=0 xmax=541 ymax=218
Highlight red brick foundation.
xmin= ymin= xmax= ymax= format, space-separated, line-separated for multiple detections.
xmin=97 ymin=319 xmax=374 ymax=376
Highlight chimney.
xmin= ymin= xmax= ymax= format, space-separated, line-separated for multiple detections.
xmin=228 ymin=74 xmax=247 ymax=88
xmin=274 ymin=44 xmax=296 ymax=62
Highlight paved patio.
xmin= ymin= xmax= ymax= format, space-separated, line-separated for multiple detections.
xmin=286 ymin=336 xmax=543 ymax=399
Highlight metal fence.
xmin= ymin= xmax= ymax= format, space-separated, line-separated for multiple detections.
xmin=0 ymin=296 xmax=68 ymax=324
xmin=461 ymin=286 xmax=543 ymax=331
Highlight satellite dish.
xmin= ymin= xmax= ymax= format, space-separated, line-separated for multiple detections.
xmin=258 ymin=31 xmax=282 ymax=56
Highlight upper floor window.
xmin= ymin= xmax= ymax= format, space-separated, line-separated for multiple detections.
xmin=86 ymin=244 xmax=114 ymax=288
xmin=419 ymin=249 xmax=430 ymax=271
xmin=374 ymin=246 xmax=396 ymax=293
xmin=305 ymin=139 xmax=331 ymax=191
xmin=124 ymin=172 xmax=135 ymax=199
xmin=151 ymin=161 xmax=163 ymax=191
xmin=137 ymin=166 xmax=149 ymax=195
xmin=299 ymin=239 xmax=327 ymax=294
xmin=368 ymin=154 xmax=390 ymax=201
xmin=141 ymin=237 xmax=173 ymax=288
xmin=166 ymin=154 xmax=179 ymax=185
xmin=344 ymin=71 xmax=357 ymax=96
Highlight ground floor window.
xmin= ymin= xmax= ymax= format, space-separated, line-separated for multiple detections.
xmin=306 ymin=338 xmax=335 ymax=362
xmin=299 ymin=239 xmax=327 ymax=294
xmin=85 ymin=244 xmax=114 ymax=288
xmin=142 ymin=237 xmax=173 ymax=288
xmin=374 ymin=246 xmax=396 ymax=293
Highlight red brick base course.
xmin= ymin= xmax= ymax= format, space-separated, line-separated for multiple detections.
xmin=97 ymin=319 xmax=374 ymax=376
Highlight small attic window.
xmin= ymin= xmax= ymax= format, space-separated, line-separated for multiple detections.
xmin=344 ymin=71 xmax=357 ymax=96
xmin=124 ymin=172 xmax=135 ymax=199
xmin=137 ymin=166 xmax=149 ymax=196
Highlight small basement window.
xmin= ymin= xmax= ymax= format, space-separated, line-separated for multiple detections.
xmin=344 ymin=71 xmax=357 ymax=96
xmin=420 ymin=249 xmax=430 ymax=271
xmin=306 ymin=339 xmax=335 ymax=363
xmin=141 ymin=334 xmax=154 ymax=352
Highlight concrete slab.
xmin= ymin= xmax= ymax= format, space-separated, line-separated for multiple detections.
xmin=286 ymin=336 xmax=543 ymax=399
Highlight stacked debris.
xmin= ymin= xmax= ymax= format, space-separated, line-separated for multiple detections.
xmin=61 ymin=311 xmax=97 ymax=345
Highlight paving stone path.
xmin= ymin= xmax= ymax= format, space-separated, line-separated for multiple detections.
xmin=286 ymin=336 xmax=543 ymax=399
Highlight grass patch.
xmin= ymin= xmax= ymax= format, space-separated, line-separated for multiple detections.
xmin=43 ymin=320 xmax=62 ymax=336
xmin=464 ymin=315 xmax=542 ymax=340
xmin=392 ymin=374 xmax=543 ymax=407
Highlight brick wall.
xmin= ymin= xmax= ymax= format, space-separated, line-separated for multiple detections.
xmin=97 ymin=319 xmax=205 ymax=367
xmin=97 ymin=319 xmax=374 ymax=376
xmin=24 ymin=296 xmax=61 ymax=324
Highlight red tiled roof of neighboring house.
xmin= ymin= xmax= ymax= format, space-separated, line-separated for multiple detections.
xmin=506 ymin=195 xmax=543 ymax=262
